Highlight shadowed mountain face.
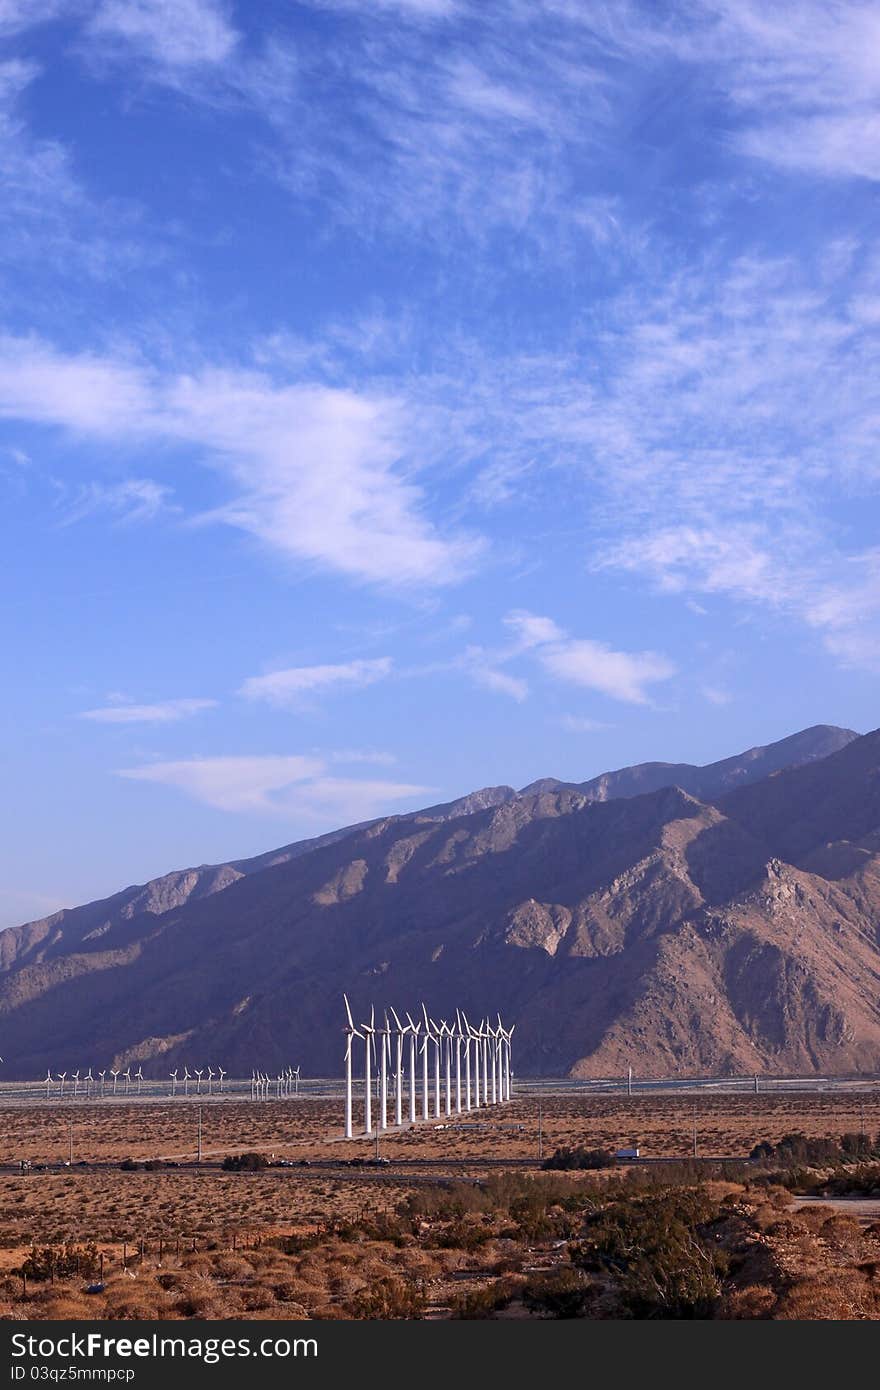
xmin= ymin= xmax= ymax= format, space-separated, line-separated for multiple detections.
xmin=2 ymin=724 xmax=878 ymax=1080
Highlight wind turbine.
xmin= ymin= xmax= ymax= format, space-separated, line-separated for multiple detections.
xmin=57 ymin=1071 xmax=66 ymax=1099
xmin=462 ymin=1011 xmax=473 ymax=1111
xmin=390 ymin=1008 xmax=406 ymax=1127
xmin=72 ymin=1069 xmax=80 ymax=1100
xmin=207 ymin=1066 xmax=214 ymax=1096
xmin=292 ymin=1065 xmax=301 ymax=1095
xmin=218 ymin=1066 xmax=226 ymax=1094
xmin=454 ymin=1010 xmax=464 ymax=1114
xmin=405 ymin=1012 xmax=420 ymax=1124
xmin=170 ymin=1069 xmax=178 ymax=1098
xmin=481 ymin=1018 xmax=489 ymax=1107
xmin=194 ymin=1068 xmax=204 ymax=1096
xmin=379 ymin=1012 xmax=391 ymax=1130
xmin=441 ymin=1020 xmax=452 ymax=1117
xmin=343 ymin=997 xmax=365 ymax=1138
xmin=122 ymin=1067 xmax=132 ymax=1095
xmin=45 ymin=1069 xmax=52 ymax=1101
xmin=489 ymin=1020 xmax=498 ymax=1104
xmin=182 ymin=1066 xmax=190 ymax=1097
xmin=464 ymin=1013 xmax=480 ymax=1107
xmin=98 ymin=1069 xmax=106 ymax=1098
xmin=135 ymin=1066 xmax=144 ymax=1095
xmin=85 ymin=1067 xmax=94 ymax=1099
xmin=361 ymin=1007 xmax=377 ymax=1135
xmin=110 ymin=1068 xmax=119 ymax=1096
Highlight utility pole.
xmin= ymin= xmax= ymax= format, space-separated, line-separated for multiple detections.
xmin=692 ymin=1104 xmax=697 ymax=1159
xmin=68 ymin=1121 xmax=73 ymax=1166
xmin=538 ymin=1095 xmax=543 ymax=1162
xmin=197 ymin=1106 xmax=202 ymax=1164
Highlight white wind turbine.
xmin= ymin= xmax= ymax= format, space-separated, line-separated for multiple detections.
xmin=379 ymin=1012 xmax=391 ymax=1131
xmin=170 ymin=1068 xmax=178 ymax=1097
xmin=454 ymin=1010 xmax=464 ymax=1114
xmin=503 ymin=1020 xmax=515 ymax=1100
xmin=464 ymin=1013 xmax=480 ymax=1107
xmin=361 ymin=1006 xmax=377 ymax=1135
xmin=461 ymin=1011 xmax=473 ymax=1111
xmin=135 ymin=1066 xmax=144 ymax=1095
xmin=405 ymin=1013 xmax=420 ymax=1124
xmin=122 ymin=1067 xmax=132 ymax=1095
xmin=44 ymin=1069 xmax=52 ymax=1100
xmin=72 ymin=1069 xmax=80 ymax=1099
xmin=481 ymin=1018 xmax=489 ymax=1107
xmin=85 ymin=1068 xmax=94 ymax=1099
xmin=292 ymin=1065 xmax=301 ymax=1095
xmin=207 ymin=1066 xmax=214 ymax=1096
xmin=343 ymin=996 xmax=365 ymax=1139
xmin=218 ymin=1066 xmax=226 ymax=1094
xmin=98 ymin=1069 xmax=106 ymax=1098
xmin=488 ymin=1020 xmax=498 ymax=1104
xmin=182 ymin=1066 xmax=190 ymax=1097
xmin=422 ymin=1009 xmax=441 ymax=1119
xmin=57 ymin=1071 xmax=66 ymax=1099
xmin=194 ymin=1067 xmax=204 ymax=1096
xmin=440 ymin=1020 xmax=453 ymax=1117
xmin=110 ymin=1067 xmax=119 ymax=1096
xmin=390 ymin=1008 xmax=406 ymax=1128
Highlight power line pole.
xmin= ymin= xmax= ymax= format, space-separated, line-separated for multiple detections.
xmin=692 ymin=1104 xmax=697 ymax=1159
xmin=68 ymin=1121 xmax=73 ymax=1166
xmin=197 ymin=1106 xmax=202 ymax=1164
xmin=538 ymin=1095 xmax=543 ymax=1162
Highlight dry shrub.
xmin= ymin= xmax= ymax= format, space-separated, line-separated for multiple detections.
xmin=209 ymin=1254 xmax=252 ymax=1280
xmin=29 ymin=1291 xmax=95 ymax=1319
xmin=718 ymin=1284 xmax=777 ymax=1319
xmin=271 ymin=1278 xmax=303 ymax=1302
xmin=102 ymin=1280 xmax=165 ymax=1320
xmin=820 ymin=1214 xmax=862 ymax=1247
xmin=774 ymin=1270 xmax=873 ymax=1320
xmin=239 ymin=1282 xmax=278 ymax=1311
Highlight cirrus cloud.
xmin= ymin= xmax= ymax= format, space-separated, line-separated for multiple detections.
xmin=239 ymin=657 xmax=393 ymax=707
xmin=116 ymin=752 xmax=431 ymax=820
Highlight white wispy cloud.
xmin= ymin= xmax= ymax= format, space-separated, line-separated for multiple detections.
xmin=503 ymin=610 xmax=566 ymax=650
xmin=0 ymin=1 xmax=70 ymax=33
xmin=239 ymin=657 xmax=393 ymax=706
xmin=462 ymin=611 xmax=674 ymax=706
xmin=80 ymin=697 xmax=218 ymax=724
xmin=59 ymin=478 xmax=175 ymax=525
xmin=537 ymin=637 xmax=674 ymax=705
xmin=88 ymin=0 xmax=239 ymax=70
xmin=559 ymin=715 xmax=612 ymax=733
xmin=0 ymin=336 xmax=482 ymax=587
xmin=117 ymin=753 xmax=430 ymax=819
xmin=467 ymin=660 xmax=529 ymax=703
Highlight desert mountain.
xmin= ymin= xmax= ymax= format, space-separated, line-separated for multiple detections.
xmin=1 ymin=723 xmax=878 ymax=1080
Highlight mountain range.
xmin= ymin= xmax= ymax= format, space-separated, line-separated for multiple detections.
xmin=2 ymin=721 xmax=880 ymax=1079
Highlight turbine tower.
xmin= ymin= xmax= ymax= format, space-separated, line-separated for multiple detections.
xmin=343 ymin=996 xmax=364 ymax=1140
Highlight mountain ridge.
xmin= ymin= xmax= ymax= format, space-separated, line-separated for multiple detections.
xmin=2 ymin=722 xmax=877 ymax=1080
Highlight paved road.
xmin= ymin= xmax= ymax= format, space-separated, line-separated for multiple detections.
xmin=793 ymin=1196 xmax=880 ymax=1222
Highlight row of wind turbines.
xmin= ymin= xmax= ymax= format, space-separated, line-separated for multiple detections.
xmin=43 ymin=1067 xmax=149 ymax=1099
xmin=343 ymin=998 xmax=514 ymax=1139
xmin=41 ymin=1064 xmax=302 ymax=1099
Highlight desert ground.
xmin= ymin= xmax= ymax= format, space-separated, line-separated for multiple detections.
xmin=1 ymin=1088 xmax=879 ymax=1320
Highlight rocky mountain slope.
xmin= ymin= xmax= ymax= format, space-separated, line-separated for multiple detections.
xmin=1 ymin=723 xmax=877 ymax=1079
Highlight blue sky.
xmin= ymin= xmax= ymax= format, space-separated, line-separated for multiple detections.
xmin=2 ymin=0 xmax=880 ymax=927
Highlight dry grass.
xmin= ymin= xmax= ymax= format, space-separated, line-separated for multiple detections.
xmin=1 ymin=1093 xmax=879 ymax=1321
